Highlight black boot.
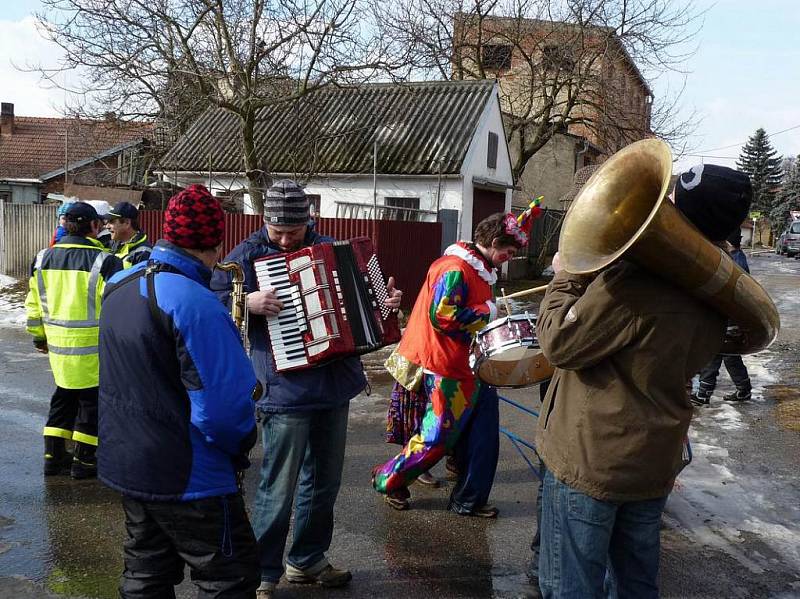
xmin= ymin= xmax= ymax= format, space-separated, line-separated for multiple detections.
xmin=44 ymin=437 xmax=72 ymax=476
xmin=690 ymin=388 xmax=712 ymax=406
xmin=70 ymin=442 xmax=97 ymax=480
xmin=723 ymin=388 xmax=752 ymax=402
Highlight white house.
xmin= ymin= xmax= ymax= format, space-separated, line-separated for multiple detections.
xmin=157 ymin=80 xmax=514 ymax=243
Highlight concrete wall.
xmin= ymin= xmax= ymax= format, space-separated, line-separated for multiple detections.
xmin=511 ymin=133 xmax=578 ymax=211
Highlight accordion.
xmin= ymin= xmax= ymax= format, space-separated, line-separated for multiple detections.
xmin=254 ymin=237 xmax=401 ymax=372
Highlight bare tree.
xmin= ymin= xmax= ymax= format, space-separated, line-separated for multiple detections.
xmin=375 ymin=0 xmax=701 ymax=182
xmin=34 ymin=0 xmax=412 ymax=213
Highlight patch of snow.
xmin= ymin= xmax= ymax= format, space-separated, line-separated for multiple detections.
xmin=0 ymin=275 xmax=26 ymax=328
xmin=702 ymin=402 xmax=746 ymax=431
xmin=0 ymin=274 xmax=18 ymax=288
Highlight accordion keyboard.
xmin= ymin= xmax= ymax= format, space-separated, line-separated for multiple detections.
xmin=255 ymin=256 xmax=309 ymax=371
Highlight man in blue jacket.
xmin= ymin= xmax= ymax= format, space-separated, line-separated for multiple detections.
xmin=212 ymin=180 xmax=401 ymax=598
xmin=99 ymin=185 xmax=260 ymax=598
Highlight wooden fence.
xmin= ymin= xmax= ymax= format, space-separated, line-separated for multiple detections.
xmin=0 ymin=203 xmax=58 ymax=277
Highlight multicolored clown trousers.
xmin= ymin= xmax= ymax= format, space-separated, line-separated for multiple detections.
xmin=373 ymin=373 xmax=482 ymax=494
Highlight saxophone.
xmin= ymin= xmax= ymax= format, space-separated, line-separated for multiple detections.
xmin=216 ymin=261 xmax=260 ymax=494
xmin=216 ymin=261 xmax=249 ymax=342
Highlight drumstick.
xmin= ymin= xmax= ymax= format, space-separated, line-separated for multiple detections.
xmin=502 ymin=284 xmax=549 ymax=300
xmin=499 ymin=288 xmax=512 ymax=317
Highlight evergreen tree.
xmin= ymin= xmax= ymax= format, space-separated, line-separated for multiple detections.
xmin=770 ymin=155 xmax=800 ymax=236
xmin=737 ymin=128 xmax=783 ymax=213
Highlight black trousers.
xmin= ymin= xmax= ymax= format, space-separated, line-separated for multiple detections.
xmin=698 ymin=354 xmax=751 ymax=394
xmin=45 ymin=386 xmax=98 ymax=444
xmin=121 ymin=494 xmax=260 ymax=599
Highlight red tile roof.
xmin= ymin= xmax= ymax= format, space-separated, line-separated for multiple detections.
xmin=0 ymin=116 xmax=152 ymax=180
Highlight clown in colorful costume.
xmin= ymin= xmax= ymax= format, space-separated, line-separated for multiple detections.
xmin=374 ymin=207 xmax=541 ymax=513
xmin=374 ymin=241 xmax=498 ymax=496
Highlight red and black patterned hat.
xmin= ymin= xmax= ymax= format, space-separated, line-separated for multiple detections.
xmin=163 ymin=185 xmax=225 ymax=250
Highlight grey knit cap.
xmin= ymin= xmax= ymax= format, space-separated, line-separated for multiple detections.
xmin=264 ymin=179 xmax=309 ymax=225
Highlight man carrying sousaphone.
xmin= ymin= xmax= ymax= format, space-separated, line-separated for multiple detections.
xmin=534 ymin=156 xmax=755 ymax=598
xmin=373 ymin=207 xmax=541 ymax=514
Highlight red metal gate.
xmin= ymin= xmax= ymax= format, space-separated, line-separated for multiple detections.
xmin=138 ymin=212 xmax=442 ymax=308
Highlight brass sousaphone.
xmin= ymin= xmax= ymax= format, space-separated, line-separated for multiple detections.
xmin=559 ymin=139 xmax=780 ymax=354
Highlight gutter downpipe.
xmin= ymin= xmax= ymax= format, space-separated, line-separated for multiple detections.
xmin=372 ymin=140 xmax=378 ymax=217
xmin=574 ymin=139 xmax=589 ymax=173
xmin=436 ymin=156 xmax=443 ymax=219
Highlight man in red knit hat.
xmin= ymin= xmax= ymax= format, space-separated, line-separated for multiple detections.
xmin=99 ymin=184 xmax=260 ymax=598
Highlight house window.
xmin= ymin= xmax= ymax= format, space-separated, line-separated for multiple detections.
xmin=385 ymin=197 xmax=420 ymax=221
xmin=0 ymin=190 xmax=11 ymax=203
xmin=482 ymin=44 xmax=512 ymax=71
xmin=306 ymin=194 xmax=321 ymax=218
xmin=487 ymin=132 xmax=498 ymax=169
xmin=542 ymin=45 xmax=574 ymax=71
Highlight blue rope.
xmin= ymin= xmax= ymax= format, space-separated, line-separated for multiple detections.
xmin=500 ymin=427 xmax=543 ymax=480
xmin=498 ymin=394 xmax=540 ymax=418
xmin=498 ymin=394 xmax=542 ymax=480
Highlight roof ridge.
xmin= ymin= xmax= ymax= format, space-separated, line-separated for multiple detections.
xmin=13 ymin=115 xmax=153 ymax=127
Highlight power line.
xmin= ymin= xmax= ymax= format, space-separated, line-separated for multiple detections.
xmin=682 ymin=153 xmax=738 ymax=160
xmin=696 ymin=123 xmax=800 ymax=154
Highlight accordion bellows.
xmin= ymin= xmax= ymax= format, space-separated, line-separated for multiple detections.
xmin=255 ymin=237 xmax=401 ymax=372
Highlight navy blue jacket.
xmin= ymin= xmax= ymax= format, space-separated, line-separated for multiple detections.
xmin=211 ymin=226 xmax=367 ymax=413
xmin=98 ymin=241 xmax=258 ymax=501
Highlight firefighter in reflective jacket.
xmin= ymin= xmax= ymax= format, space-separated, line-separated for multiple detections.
xmin=107 ymin=202 xmax=152 ymax=268
xmin=25 ymin=202 xmax=124 ymax=479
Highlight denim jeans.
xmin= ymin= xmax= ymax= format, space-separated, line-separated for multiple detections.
xmin=527 ymin=458 xmax=545 ymax=585
xmin=251 ymin=404 xmax=349 ymax=583
xmin=539 ymin=470 xmax=667 ymax=599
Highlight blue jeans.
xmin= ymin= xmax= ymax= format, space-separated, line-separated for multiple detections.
xmin=251 ymin=405 xmax=349 ymax=583
xmin=539 ymin=470 xmax=667 ymax=599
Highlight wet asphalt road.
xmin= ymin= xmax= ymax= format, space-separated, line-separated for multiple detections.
xmin=1 ymin=254 xmax=799 ymax=598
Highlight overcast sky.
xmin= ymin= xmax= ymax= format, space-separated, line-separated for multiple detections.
xmin=2 ymin=0 xmax=799 ymax=173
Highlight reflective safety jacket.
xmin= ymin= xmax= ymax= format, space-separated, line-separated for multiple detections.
xmin=25 ymin=236 xmax=124 ymax=389
xmin=112 ymin=231 xmax=152 ymax=268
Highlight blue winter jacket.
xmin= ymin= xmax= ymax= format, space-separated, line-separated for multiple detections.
xmin=98 ymin=241 xmax=258 ymax=501
xmin=211 ymin=226 xmax=367 ymax=413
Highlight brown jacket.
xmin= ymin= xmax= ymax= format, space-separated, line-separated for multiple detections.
xmin=535 ymin=261 xmax=725 ymax=502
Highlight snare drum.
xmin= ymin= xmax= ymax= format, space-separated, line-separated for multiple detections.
xmin=469 ymin=313 xmax=554 ymax=388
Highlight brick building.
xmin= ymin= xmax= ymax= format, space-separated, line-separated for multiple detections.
xmin=453 ymin=14 xmax=653 ymax=210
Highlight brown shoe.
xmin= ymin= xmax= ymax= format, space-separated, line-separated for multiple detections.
xmin=384 ymin=487 xmax=411 ymax=510
xmin=415 ymin=471 xmax=440 ymax=487
xmin=285 ymin=563 xmax=352 ymax=588
xmin=256 ymin=581 xmax=275 ymax=598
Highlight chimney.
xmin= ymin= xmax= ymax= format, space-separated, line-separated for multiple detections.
xmin=1 ymin=103 xmax=14 ymax=136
